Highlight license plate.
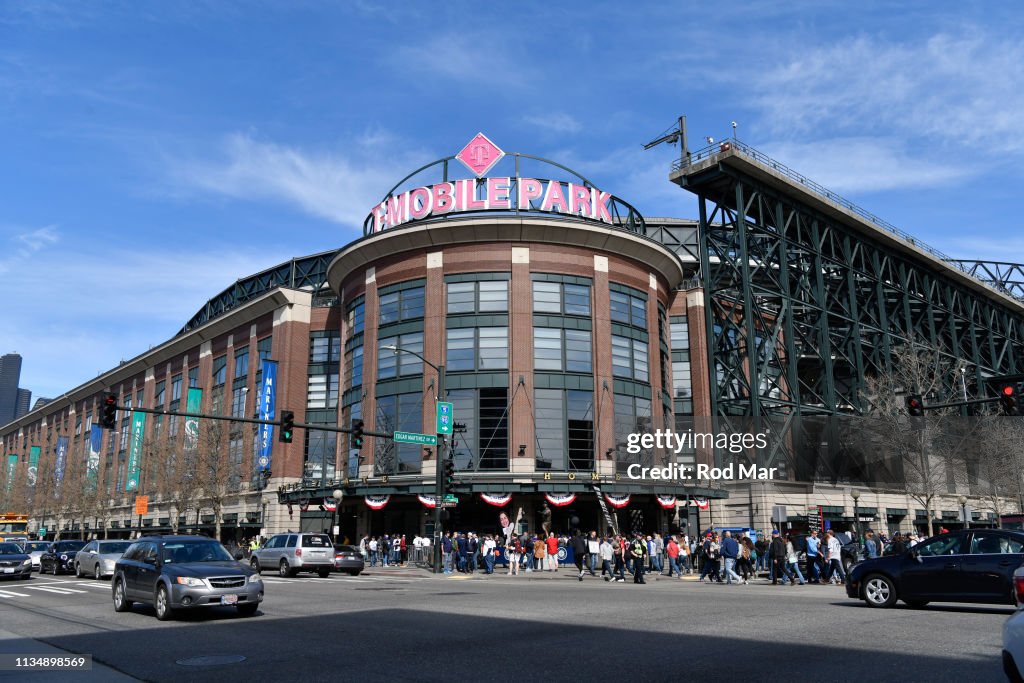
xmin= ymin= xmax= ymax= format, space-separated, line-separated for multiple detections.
xmin=2 ymin=568 xmax=13 ymax=574
xmin=220 ymin=594 xmax=238 ymax=605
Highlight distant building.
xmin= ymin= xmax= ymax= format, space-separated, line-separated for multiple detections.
xmin=30 ymin=398 xmax=52 ymax=411
xmin=14 ymin=388 xmax=31 ymax=420
xmin=0 ymin=353 xmax=23 ymax=426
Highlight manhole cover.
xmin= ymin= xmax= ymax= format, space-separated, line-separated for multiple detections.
xmin=176 ymin=655 xmax=247 ymax=667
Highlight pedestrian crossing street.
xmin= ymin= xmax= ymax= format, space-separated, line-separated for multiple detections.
xmin=0 ymin=572 xmax=419 ymax=599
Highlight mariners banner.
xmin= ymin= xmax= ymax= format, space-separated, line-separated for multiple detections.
xmin=184 ymin=387 xmax=202 ymax=452
xmin=125 ymin=411 xmax=146 ymax=491
xmin=256 ymin=359 xmax=277 ymax=472
xmin=87 ymin=426 xmax=102 ymax=490
xmin=54 ymin=436 xmax=69 ymax=490
xmin=4 ymin=454 xmax=15 ymax=494
xmin=27 ymin=446 xmax=40 ymax=487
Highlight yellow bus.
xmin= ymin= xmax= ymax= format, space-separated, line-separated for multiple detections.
xmin=0 ymin=513 xmax=29 ymax=542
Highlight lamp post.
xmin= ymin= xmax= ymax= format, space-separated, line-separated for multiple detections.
xmin=851 ymin=490 xmax=861 ymax=544
xmin=332 ymin=489 xmax=344 ymax=543
xmin=958 ymin=495 xmax=969 ymax=529
xmin=384 ymin=344 xmax=445 ymax=574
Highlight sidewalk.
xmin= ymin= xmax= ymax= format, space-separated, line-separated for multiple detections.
xmin=0 ymin=629 xmax=138 ymax=681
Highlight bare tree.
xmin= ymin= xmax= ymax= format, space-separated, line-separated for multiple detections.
xmin=863 ymin=338 xmax=969 ymax=536
xmin=196 ymin=418 xmax=234 ymax=541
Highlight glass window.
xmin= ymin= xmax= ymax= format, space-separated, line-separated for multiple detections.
xmin=611 ymin=336 xmax=632 ymax=378
xmin=347 ymin=300 xmax=365 ymax=336
xmin=310 ymin=334 xmax=341 ymax=363
xmin=672 ymin=360 xmax=692 ymax=398
xmin=231 ymin=386 xmax=246 ymax=418
xmin=565 ymin=330 xmax=592 ymax=373
xmin=373 ymin=393 xmax=423 ymax=475
xmin=212 ymin=356 xmax=227 ymax=387
xmin=611 ymin=289 xmax=647 ymax=328
xmin=154 ymin=381 xmax=166 ymax=408
xmin=188 ymin=366 xmax=199 ymax=388
xmin=478 ymin=281 xmax=508 ymax=312
xmin=534 ymin=328 xmax=562 ymax=371
xmin=670 ymin=319 xmax=689 ymax=348
xmin=171 ymin=375 xmax=182 ymax=402
xmin=303 ymin=428 xmax=337 ymax=482
xmin=307 ymin=374 xmax=339 ymax=409
xmin=234 ymin=348 xmax=249 ymax=378
xmin=915 ymin=535 xmax=962 ymax=556
xmin=564 ymin=284 xmax=590 ymax=316
xmin=969 ymin=532 xmax=1024 ymax=555
xmin=533 ymin=389 xmax=594 ymax=471
xmin=533 ymin=282 xmax=561 ymax=313
xmin=378 ymin=333 xmax=423 ymax=379
xmin=633 ymin=339 xmax=649 ymax=382
xmin=345 ymin=345 xmax=364 ymax=389
xmin=449 ymin=388 xmax=509 ymax=471
xmin=446 ymin=328 xmax=475 ymax=372
xmin=379 ymin=286 xmax=425 ymax=325
xmin=447 ymin=283 xmax=475 ymax=314
xmin=446 ymin=327 xmax=507 ymax=371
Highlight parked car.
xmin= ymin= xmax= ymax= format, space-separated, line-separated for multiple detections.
xmin=112 ymin=535 xmax=263 ymax=620
xmin=75 ymin=540 xmax=132 ymax=580
xmin=250 ymin=532 xmax=335 ymax=577
xmin=39 ymin=540 xmax=86 ymax=575
xmin=1003 ymin=568 xmax=1024 ymax=682
xmin=0 ymin=542 xmax=33 ymax=580
xmin=23 ymin=541 xmax=51 ymax=571
xmin=334 ymin=544 xmax=365 ymax=575
xmin=846 ymin=528 xmax=1024 ymax=608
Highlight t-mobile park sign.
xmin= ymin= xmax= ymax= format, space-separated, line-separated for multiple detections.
xmin=365 ymin=133 xmax=643 ymax=234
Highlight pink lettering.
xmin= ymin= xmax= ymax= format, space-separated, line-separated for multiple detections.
xmin=432 ymin=182 xmax=455 ymax=214
xmin=455 ymin=179 xmax=472 ymax=211
xmin=386 ymin=192 xmax=407 ymax=228
xmin=465 ymin=179 xmax=486 ymax=210
xmin=372 ymin=203 xmax=387 ymax=232
xmin=517 ymin=178 xmax=543 ymax=209
xmin=409 ymin=187 xmax=432 ymax=220
xmin=540 ymin=181 xmax=569 ymax=214
xmin=569 ymin=184 xmax=592 ymax=218
xmin=487 ymin=177 xmax=511 ymax=209
xmin=592 ymin=190 xmax=613 ymax=222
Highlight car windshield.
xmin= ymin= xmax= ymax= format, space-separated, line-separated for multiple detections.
xmin=26 ymin=542 xmax=49 ymax=552
xmin=55 ymin=541 xmax=85 ymax=552
xmin=0 ymin=543 xmax=23 ymax=555
xmin=98 ymin=542 xmax=131 ymax=554
xmin=161 ymin=541 xmax=234 ymax=564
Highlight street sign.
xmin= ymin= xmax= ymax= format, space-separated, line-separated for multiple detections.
xmin=436 ymin=402 xmax=454 ymax=435
xmin=37 ymin=527 xmax=47 ymax=537
xmin=134 ymin=495 xmax=149 ymax=516
xmin=443 ymin=494 xmax=458 ymax=503
xmin=440 ymin=501 xmax=458 ymax=508
xmin=393 ymin=431 xmax=438 ymax=446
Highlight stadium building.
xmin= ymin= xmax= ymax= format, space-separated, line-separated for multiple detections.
xmin=2 ymin=131 xmax=1022 ymax=544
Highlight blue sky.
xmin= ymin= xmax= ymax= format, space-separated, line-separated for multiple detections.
xmin=3 ymin=1 xmax=1024 ymax=401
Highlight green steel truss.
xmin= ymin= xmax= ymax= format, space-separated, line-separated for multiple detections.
xmin=671 ymin=145 xmax=1024 ymax=471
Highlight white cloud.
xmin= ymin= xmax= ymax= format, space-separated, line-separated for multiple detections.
xmin=523 ymin=113 xmax=582 ymax=135
xmin=0 ymin=225 xmax=59 ymax=273
xmin=751 ymin=31 xmax=1024 ymax=153
xmin=169 ymin=132 xmax=431 ymax=228
xmin=760 ymin=137 xmax=971 ymax=194
xmin=387 ymin=33 xmax=535 ymax=90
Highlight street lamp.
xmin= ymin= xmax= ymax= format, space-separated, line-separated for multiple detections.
xmin=384 ymin=344 xmax=446 ymax=574
xmin=332 ymin=489 xmax=344 ymax=543
xmin=851 ymin=490 xmax=861 ymax=543
xmin=958 ymin=494 xmax=969 ymax=529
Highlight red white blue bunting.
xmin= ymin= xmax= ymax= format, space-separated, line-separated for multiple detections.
xmin=604 ymin=494 xmax=631 ymax=509
xmin=656 ymin=495 xmax=677 ymax=509
xmin=480 ymin=493 xmax=512 ymax=507
xmin=417 ymin=495 xmax=438 ymax=508
xmin=544 ymin=493 xmax=576 ymax=507
xmin=365 ymin=495 xmax=390 ymax=510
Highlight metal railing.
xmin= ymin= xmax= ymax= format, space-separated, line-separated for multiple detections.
xmin=672 ymin=139 xmax=1011 ymax=297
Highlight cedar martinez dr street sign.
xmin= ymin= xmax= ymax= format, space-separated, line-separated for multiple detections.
xmin=393 ymin=431 xmax=438 ymax=446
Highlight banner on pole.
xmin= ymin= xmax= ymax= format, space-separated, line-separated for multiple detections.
xmin=257 ymin=360 xmax=277 ymax=472
xmin=126 ymin=412 xmax=146 ymax=491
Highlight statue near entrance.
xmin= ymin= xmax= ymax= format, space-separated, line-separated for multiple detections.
xmin=541 ymin=502 xmax=552 ymax=535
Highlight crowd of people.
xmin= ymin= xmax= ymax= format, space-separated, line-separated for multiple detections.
xmin=349 ymin=525 xmax=927 ymax=585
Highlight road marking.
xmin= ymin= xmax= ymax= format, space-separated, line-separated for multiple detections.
xmin=27 ymin=586 xmax=86 ymax=594
xmin=0 ymin=589 xmax=30 ymax=597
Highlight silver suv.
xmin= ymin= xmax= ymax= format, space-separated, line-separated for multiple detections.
xmin=250 ymin=533 xmax=334 ymax=578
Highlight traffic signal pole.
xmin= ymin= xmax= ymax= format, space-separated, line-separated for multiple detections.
xmin=105 ymin=405 xmax=392 ymax=437
xmin=433 ymin=364 xmax=445 ymax=575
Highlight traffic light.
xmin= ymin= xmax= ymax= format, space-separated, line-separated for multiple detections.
xmin=350 ymin=419 xmax=364 ymax=450
xmin=100 ymin=393 xmax=118 ymax=429
xmin=905 ymin=394 xmax=924 ymax=417
xmin=1000 ymin=385 xmax=1018 ymax=416
xmin=279 ymin=410 xmax=295 ymax=443
xmin=442 ymin=458 xmax=455 ymax=490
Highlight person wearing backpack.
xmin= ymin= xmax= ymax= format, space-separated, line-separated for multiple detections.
xmin=769 ymin=529 xmax=788 ymax=585
xmin=571 ymin=530 xmax=589 ymax=581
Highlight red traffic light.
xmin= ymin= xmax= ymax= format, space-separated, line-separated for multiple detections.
xmin=1004 ymin=385 xmax=1016 ymax=397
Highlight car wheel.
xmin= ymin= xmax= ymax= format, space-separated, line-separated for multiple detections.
xmin=279 ymin=559 xmax=293 ymax=578
xmin=236 ymin=603 xmax=258 ymax=617
xmin=348 ymin=570 xmax=361 ymax=577
xmin=862 ymin=574 xmax=897 ymax=608
xmin=154 ymin=584 xmax=174 ymax=621
xmin=317 ymin=568 xmax=331 ymax=578
xmin=250 ymin=558 xmax=262 ymax=574
xmin=113 ymin=579 xmax=133 ymax=612
xmin=94 ymin=565 xmax=102 ymax=581
xmin=75 ymin=562 xmax=83 ymax=578
xmin=903 ymin=599 xmax=929 ymax=609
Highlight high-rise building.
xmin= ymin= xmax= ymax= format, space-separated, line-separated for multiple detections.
xmin=14 ymin=388 xmax=31 ymax=419
xmin=0 ymin=353 xmax=23 ymax=426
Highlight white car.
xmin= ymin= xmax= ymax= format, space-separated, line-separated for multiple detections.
xmin=74 ymin=540 xmax=132 ymax=579
xmin=1001 ymin=566 xmax=1024 ymax=682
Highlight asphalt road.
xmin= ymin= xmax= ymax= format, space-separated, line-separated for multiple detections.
xmin=0 ymin=567 xmax=1012 ymax=682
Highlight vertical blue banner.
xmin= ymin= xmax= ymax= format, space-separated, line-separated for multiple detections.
xmin=257 ymin=360 xmax=277 ymax=472
xmin=87 ymin=425 xmax=102 ymax=490
xmin=54 ymin=436 xmax=69 ymax=489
